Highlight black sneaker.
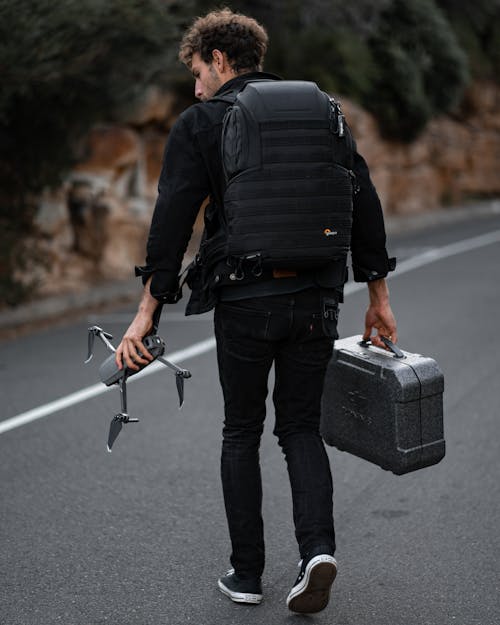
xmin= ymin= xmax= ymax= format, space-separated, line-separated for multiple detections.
xmin=286 ymin=553 xmax=337 ymax=613
xmin=218 ymin=569 xmax=263 ymax=604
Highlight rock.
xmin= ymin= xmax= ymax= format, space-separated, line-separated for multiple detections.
xmin=143 ymin=130 xmax=167 ymax=199
xmin=75 ymin=126 xmax=140 ymax=174
xmin=67 ymin=181 xmax=110 ymax=261
xmin=34 ymin=188 xmax=72 ymax=242
xmin=461 ymin=81 xmax=499 ymax=116
xmin=101 ymin=218 xmax=149 ymax=280
xmin=120 ymin=86 xmax=178 ymax=127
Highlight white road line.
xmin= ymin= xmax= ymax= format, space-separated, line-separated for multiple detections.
xmin=1 ymin=229 xmax=499 ymax=436
xmin=0 ymin=337 xmax=216 ymax=435
xmin=344 ymin=228 xmax=500 ymax=296
xmin=391 ymin=229 xmax=500 ymax=274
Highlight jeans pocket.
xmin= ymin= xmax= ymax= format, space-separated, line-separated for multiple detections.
xmin=216 ymin=301 xmax=271 ymax=341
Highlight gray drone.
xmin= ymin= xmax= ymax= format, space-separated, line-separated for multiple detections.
xmin=85 ymin=325 xmax=191 ymax=452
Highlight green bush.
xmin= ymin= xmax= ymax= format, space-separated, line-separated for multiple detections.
xmin=366 ymin=0 xmax=469 ymax=140
xmin=435 ymin=0 xmax=500 ymax=80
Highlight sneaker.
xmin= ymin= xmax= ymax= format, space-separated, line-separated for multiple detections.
xmin=218 ymin=569 xmax=263 ymax=604
xmin=286 ymin=553 xmax=337 ymax=614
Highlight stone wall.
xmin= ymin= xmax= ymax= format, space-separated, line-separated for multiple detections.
xmin=32 ymin=82 xmax=500 ymax=298
xmin=344 ymin=81 xmax=500 ymax=214
xmin=32 ymin=86 xmax=182 ymax=297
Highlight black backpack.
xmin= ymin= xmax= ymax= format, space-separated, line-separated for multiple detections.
xmin=216 ymin=79 xmax=356 ymax=273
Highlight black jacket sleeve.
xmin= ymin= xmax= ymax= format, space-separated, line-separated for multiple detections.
xmin=350 ymin=148 xmax=396 ymax=281
xmin=135 ymin=114 xmax=210 ymax=302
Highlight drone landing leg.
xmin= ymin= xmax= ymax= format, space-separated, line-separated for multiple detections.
xmin=107 ymin=376 xmax=139 ymax=453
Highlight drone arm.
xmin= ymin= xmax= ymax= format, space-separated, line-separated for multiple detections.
xmin=99 ymin=331 xmax=116 ymax=354
xmin=119 ymin=376 xmax=128 ymax=415
xmin=85 ymin=326 xmax=116 ymax=363
xmin=157 ymin=356 xmax=192 ymax=408
xmin=158 ymin=356 xmax=192 ymax=378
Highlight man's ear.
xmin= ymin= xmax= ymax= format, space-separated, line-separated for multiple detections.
xmin=212 ymin=49 xmax=229 ymax=73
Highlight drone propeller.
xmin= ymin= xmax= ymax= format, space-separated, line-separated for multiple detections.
xmin=85 ymin=326 xmax=115 ymax=363
xmin=107 ymin=413 xmax=139 ymax=452
xmin=176 ymin=372 xmax=185 ymax=408
xmin=158 ymin=357 xmax=191 ymax=408
xmin=107 ymin=415 xmax=123 ymax=452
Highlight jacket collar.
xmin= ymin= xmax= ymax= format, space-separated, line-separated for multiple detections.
xmin=213 ymin=71 xmax=282 ymax=97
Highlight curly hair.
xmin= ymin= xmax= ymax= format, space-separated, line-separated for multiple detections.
xmin=178 ymin=8 xmax=268 ymax=73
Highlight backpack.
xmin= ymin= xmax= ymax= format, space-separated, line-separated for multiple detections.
xmin=215 ymin=79 xmax=356 ymax=274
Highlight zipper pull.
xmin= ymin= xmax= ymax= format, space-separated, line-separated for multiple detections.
xmin=337 ymin=111 xmax=345 ymax=137
xmin=349 ymin=169 xmax=360 ymax=194
xmin=329 ymin=97 xmax=345 ymax=137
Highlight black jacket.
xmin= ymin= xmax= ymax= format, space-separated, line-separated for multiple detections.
xmin=136 ymin=72 xmax=395 ymax=313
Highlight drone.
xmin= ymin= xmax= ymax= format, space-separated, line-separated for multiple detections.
xmin=85 ymin=325 xmax=191 ymax=452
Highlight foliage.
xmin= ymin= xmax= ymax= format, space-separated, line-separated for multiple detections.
xmin=367 ymin=0 xmax=469 ymax=140
xmin=435 ymin=0 xmax=500 ymax=80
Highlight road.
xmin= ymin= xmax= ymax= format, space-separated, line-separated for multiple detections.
xmin=1 ymin=207 xmax=500 ymax=625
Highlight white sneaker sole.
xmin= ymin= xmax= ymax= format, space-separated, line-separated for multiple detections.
xmin=286 ymin=555 xmax=337 ymax=614
xmin=217 ymin=579 xmax=263 ymax=604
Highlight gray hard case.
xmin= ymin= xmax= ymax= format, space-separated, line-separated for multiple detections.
xmin=320 ymin=335 xmax=445 ymax=475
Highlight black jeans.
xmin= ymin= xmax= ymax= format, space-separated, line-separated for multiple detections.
xmin=214 ymin=287 xmax=339 ymax=579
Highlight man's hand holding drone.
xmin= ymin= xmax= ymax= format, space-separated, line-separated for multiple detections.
xmin=115 ymin=277 xmax=159 ymax=371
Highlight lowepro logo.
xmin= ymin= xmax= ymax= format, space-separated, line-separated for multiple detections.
xmin=324 ymin=228 xmax=338 ymax=237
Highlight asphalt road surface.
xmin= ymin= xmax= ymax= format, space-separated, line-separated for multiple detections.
xmin=1 ymin=207 xmax=500 ymax=625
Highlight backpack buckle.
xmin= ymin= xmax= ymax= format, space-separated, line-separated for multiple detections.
xmin=247 ymin=254 xmax=263 ymax=277
xmin=229 ymin=258 xmax=245 ymax=281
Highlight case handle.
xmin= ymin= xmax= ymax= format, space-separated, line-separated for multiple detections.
xmin=359 ymin=336 xmax=405 ymax=359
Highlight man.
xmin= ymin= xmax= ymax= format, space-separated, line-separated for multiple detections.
xmin=115 ymin=8 xmax=397 ymax=614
